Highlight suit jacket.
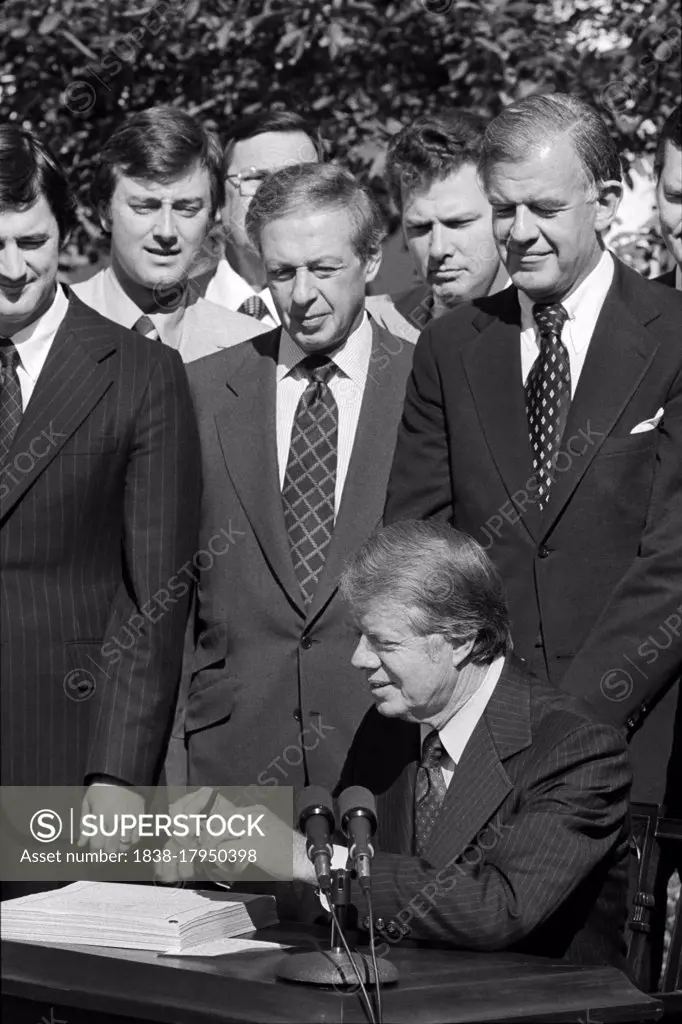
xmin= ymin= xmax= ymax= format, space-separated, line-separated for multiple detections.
xmin=366 ymin=284 xmax=432 ymax=345
xmin=385 ymin=259 xmax=682 ymax=804
xmin=655 ymin=268 xmax=676 ymax=287
xmin=0 ymin=295 xmax=200 ymax=786
xmin=72 ymin=268 xmax=268 ymax=362
xmin=338 ymin=655 xmax=631 ymax=967
xmin=183 ymin=322 xmax=414 ymax=791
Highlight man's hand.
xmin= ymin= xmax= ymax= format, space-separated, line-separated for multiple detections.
xmin=154 ymin=787 xmax=316 ymax=886
xmin=79 ymin=783 xmax=145 ymax=854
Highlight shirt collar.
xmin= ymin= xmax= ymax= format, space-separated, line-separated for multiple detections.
xmin=421 ymin=655 xmax=505 ymax=766
xmin=9 ymin=284 xmax=69 ymax=383
xmin=518 ymin=249 xmax=615 ymax=353
xmin=102 ymin=266 xmax=186 ymax=339
xmin=276 ymin=311 xmax=373 ymax=387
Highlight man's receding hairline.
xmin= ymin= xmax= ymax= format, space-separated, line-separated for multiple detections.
xmin=224 ymin=130 xmax=319 ymax=164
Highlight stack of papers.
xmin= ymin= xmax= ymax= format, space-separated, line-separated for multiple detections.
xmin=1 ymin=881 xmax=278 ymax=954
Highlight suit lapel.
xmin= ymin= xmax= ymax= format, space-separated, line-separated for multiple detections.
xmin=425 ymin=656 xmax=532 ymax=864
xmin=540 ymin=261 xmax=662 ymax=536
xmin=305 ymin=323 xmax=412 ymax=625
xmin=212 ymin=331 xmax=305 ymax=616
xmin=462 ymin=289 xmax=541 ymax=541
xmin=1 ymin=298 xmax=117 ymax=521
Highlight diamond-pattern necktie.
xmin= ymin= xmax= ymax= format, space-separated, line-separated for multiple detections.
xmin=526 ymin=302 xmax=571 ymax=509
xmin=133 ymin=314 xmax=160 ymax=341
xmin=414 ymin=730 xmax=452 ymax=856
xmin=238 ymin=295 xmax=270 ymax=321
xmin=0 ymin=338 xmax=23 ymax=464
xmin=282 ymin=356 xmax=338 ymax=605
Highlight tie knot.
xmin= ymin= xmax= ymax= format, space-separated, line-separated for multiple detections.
xmin=302 ymin=355 xmax=335 ymax=386
xmin=532 ymin=302 xmax=568 ymax=339
xmin=133 ymin=315 xmax=159 ymax=339
xmin=421 ymin=729 xmax=446 ymax=768
xmin=0 ymin=339 xmax=20 ymax=372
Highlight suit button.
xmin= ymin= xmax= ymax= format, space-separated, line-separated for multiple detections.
xmin=538 ymin=545 xmax=550 ymax=558
xmin=300 ymin=635 xmax=313 ymax=650
xmin=293 ymin=708 xmax=302 ymax=722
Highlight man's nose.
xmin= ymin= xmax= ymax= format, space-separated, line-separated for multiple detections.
xmin=292 ymin=268 xmax=316 ymax=307
xmin=0 ymin=243 xmax=27 ymax=281
xmin=351 ymin=635 xmax=380 ymax=670
xmin=507 ymin=206 xmax=538 ymax=246
xmin=152 ymin=205 xmax=177 ymax=242
xmin=429 ymin=222 xmax=452 ymax=262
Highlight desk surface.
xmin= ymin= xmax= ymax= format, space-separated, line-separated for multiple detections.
xmin=2 ymin=924 xmax=663 ymax=1024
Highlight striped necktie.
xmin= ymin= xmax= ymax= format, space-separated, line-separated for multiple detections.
xmin=0 ymin=338 xmax=23 ymax=463
xmin=414 ymin=730 xmax=453 ymax=856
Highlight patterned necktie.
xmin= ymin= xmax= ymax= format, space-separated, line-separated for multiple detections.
xmin=526 ymin=302 xmax=571 ymax=509
xmin=133 ymin=314 xmax=160 ymax=341
xmin=414 ymin=730 xmax=452 ymax=856
xmin=0 ymin=338 xmax=23 ymax=464
xmin=282 ymin=356 xmax=338 ymax=605
xmin=238 ymin=295 xmax=270 ymax=321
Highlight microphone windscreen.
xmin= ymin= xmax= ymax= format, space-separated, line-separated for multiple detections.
xmin=296 ymin=785 xmax=335 ymax=826
xmin=337 ymin=785 xmax=377 ymax=822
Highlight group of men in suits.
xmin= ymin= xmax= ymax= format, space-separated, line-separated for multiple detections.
xmin=1 ymin=92 xmax=681 ymax=968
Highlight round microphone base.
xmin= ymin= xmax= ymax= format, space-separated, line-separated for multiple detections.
xmin=276 ymin=948 xmax=399 ymax=986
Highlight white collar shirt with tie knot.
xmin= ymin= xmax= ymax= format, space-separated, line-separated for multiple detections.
xmin=519 ymin=249 xmax=615 ymax=398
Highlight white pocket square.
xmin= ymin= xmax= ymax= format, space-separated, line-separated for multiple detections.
xmin=630 ymin=408 xmax=664 ymax=434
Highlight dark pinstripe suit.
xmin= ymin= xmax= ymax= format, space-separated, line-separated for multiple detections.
xmin=0 ymin=294 xmax=200 ymax=786
xmin=337 ymin=655 xmax=632 ymax=967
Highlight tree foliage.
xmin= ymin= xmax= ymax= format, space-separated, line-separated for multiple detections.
xmin=1 ymin=0 xmax=680 ymax=268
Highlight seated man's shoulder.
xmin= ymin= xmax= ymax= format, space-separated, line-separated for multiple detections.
xmin=523 ymin=668 xmax=627 ymax=753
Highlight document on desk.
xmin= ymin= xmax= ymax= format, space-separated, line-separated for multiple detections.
xmin=0 ymin=881 xmax=278 ymax=953
xmin=160 ymin=936 xmax=291 ymax=957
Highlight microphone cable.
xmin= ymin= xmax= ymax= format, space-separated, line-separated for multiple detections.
xmin=327 ymin=901 xmax=377 ymax=1024
xmin=364 ymin=889 xmax=383 ymax=1024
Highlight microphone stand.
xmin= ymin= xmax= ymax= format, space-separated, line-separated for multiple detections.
xmin=276 ymin=868 xmax=398 ymax=994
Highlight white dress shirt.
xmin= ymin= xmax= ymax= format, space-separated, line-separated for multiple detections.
xmin=676 ymin=264 xmax=682 ymax=291
xmin=519 ymin=250 xmax=615 ymax=396
xmin=202 ymin=257 xmax=279 ymax=327
xmin=276 ymin=313 xmax=373 ymax=515
xmin=329 ymin=655 xmax=505 ymax=871
xmin=6 ymin=285 xmax=69 ymax=410
xmin=73 ymin=267 xmax=186 ymax=347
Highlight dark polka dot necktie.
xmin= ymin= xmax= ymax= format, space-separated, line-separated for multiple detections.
xmin=414 ymin=729 xmax=453 ymax=856
xmin=238 ymin=295 xmax=270 ymax=321
xmin=282 ymin=356 xmax=338 ymax=605
xmin=526 ymin=302 xmax=571 ymax=509
xmin=0 ymin=338 xmax=23 ymax=464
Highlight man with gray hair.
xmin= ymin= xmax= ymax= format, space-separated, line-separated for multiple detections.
xmin=182 ymin=163 xmax=414 ymax=793
xmin=386 ymin=93 xmax=682 ymax=809
xmin=163 ymin=520 xmax=631 ymax=965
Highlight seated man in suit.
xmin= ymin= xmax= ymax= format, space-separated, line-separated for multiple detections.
xmin=73 ymin=106 xmax=267 ymax=360
xmin=192 ymin=110 xmax=322 ymax=325
xmin=655 ymin=104 xmax=681 ymax=288
xmin=165 ymin=520 xmax=631 ymax=964
xmin=0 ymin=126 xmax=199 ymax=841
xmin=182 ymin=164 xmax=414 ymax=793
xmin=367 ymin=112 xmax=509 ymax=342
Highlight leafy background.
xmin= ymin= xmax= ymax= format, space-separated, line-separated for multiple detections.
xmin=0 ymin=0 xmax=680 ymax=283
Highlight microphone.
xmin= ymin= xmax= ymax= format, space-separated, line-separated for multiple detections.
xmin=296 ymin=786 xmax=336 ymax=892
xmin=337 ymin=786 xmax=377 ymax=892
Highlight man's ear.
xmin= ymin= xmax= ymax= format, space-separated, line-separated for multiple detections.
xmin=450 ymin=637 xmax=476 ymax=669
xmin=364 ymin=247 xmax=383 ymax=284
xmin=594 ymin=180 xmax=623 ymax=234
xmin=98 ymin=201 xmax=112 ymax=234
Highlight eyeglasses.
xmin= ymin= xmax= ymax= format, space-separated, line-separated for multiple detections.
xmin=225 ymin=167 xmax=270 ymax=197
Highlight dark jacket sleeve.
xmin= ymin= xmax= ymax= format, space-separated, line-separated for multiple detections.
xmin=384 ymin=325 xmax=454 ymax=525
xmin=86 ymin=347 xmax=201 ymax=784
xmin=367 ymin=723 xmax=630 ymax=950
